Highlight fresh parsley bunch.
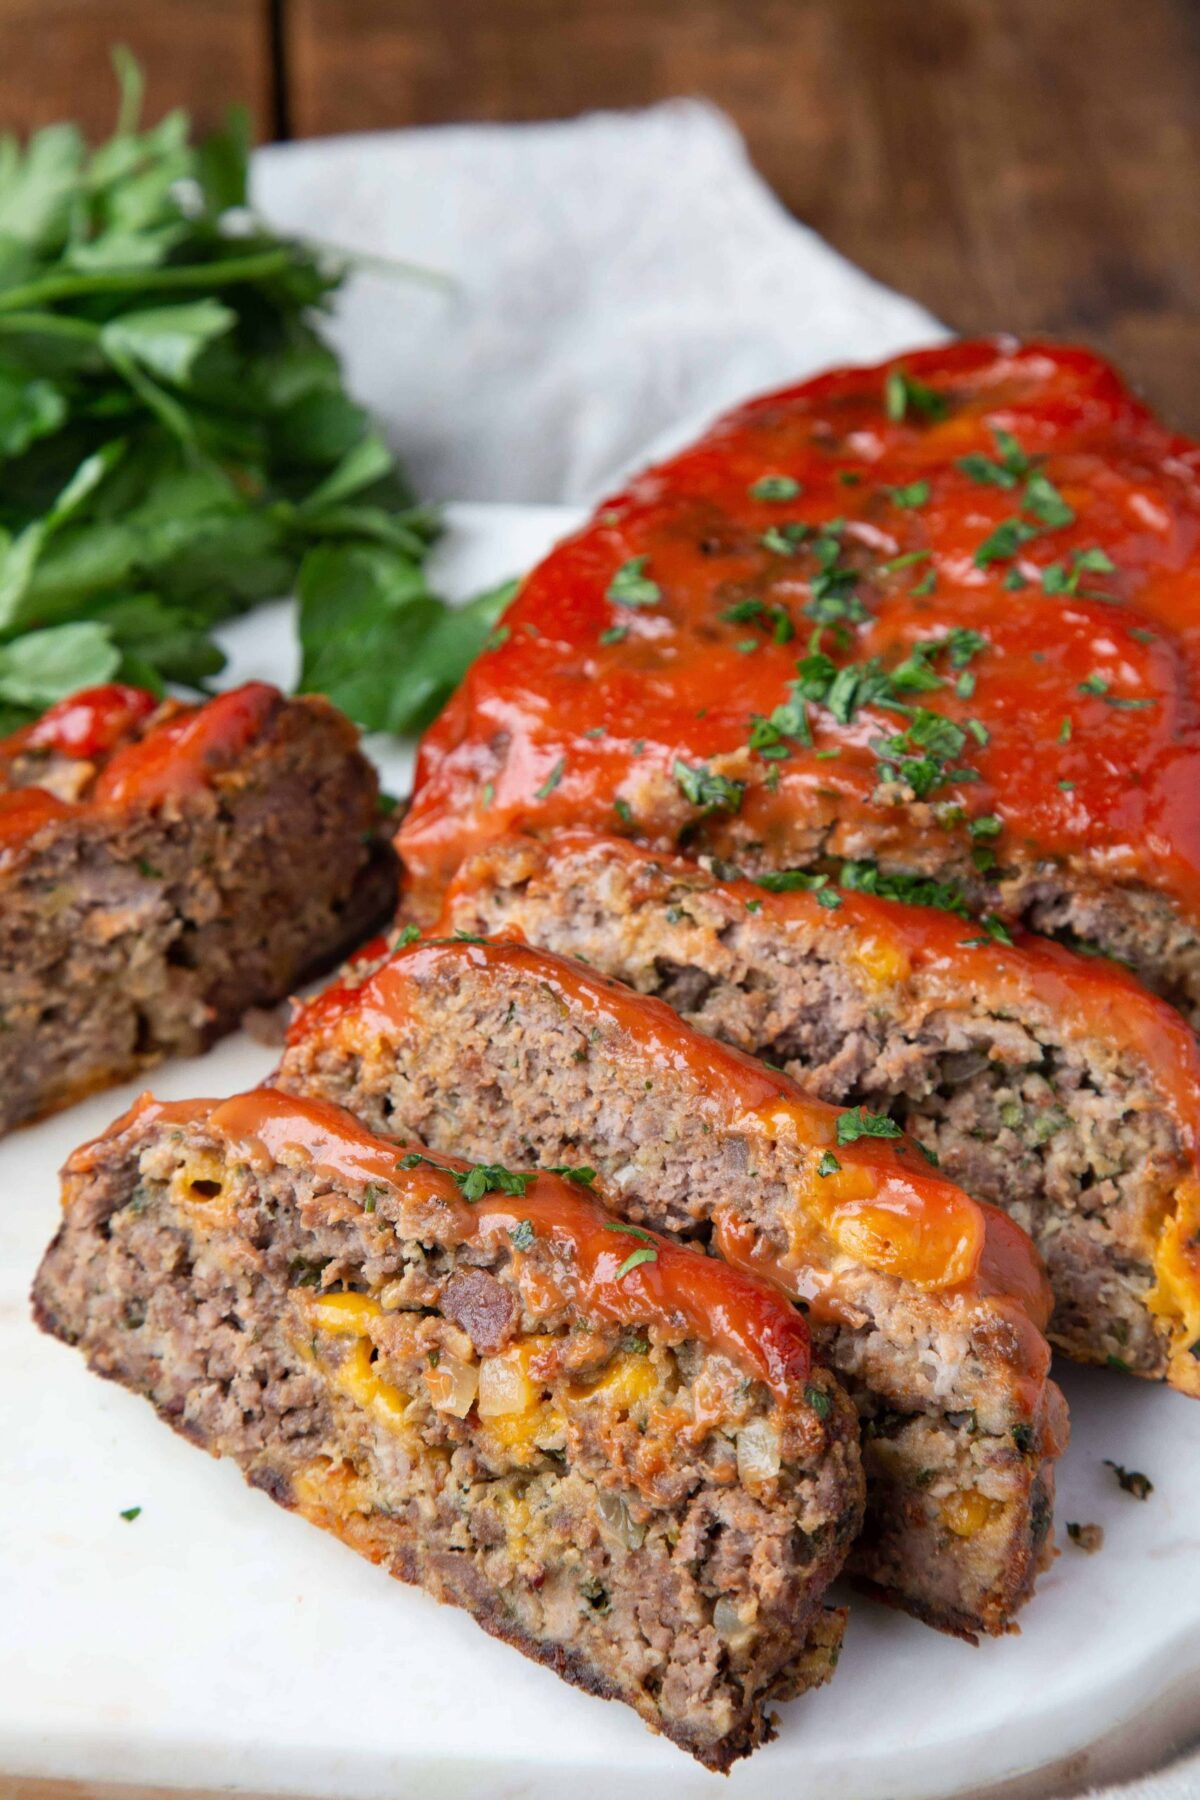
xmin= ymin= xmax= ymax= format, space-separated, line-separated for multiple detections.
xmin=0 ymin=51 xmax=509 ymax=735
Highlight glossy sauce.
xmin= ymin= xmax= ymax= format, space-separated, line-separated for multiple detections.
xmin=86 ymin=1087 xmax=812 ymax=1400
xmin=20 ymin=685 xmax=158 ymax=760
xmin=398 ymin=340 xmax=1200 ymax=924
xmin=0 ymin=681 xmax=282 ymax=851
xmin=288 ymin=936 xmax=1038 ymax=1305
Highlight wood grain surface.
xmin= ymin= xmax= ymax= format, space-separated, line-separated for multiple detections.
xmin=0 ymin=0 xmax=1196 ymax=428
xmin=0 ymin=0 xmax=273 ymax=142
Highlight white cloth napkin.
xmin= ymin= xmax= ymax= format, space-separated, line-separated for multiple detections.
xmin=253 ymin=99 xmax=944 ymax=505
xmin=253 ymin=102 xmax=1199 ymax=1799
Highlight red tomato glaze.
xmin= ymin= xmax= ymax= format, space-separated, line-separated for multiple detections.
xmin=0 ymin=681 xmax=282 ymax=843
xmin=398 ymin=341 xmax=1200 ymax=931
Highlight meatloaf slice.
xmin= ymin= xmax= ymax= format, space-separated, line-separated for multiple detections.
xmin=440 ymin=830 xmax=1200 ymax=1398
xmin=395 ymin=340 xmax=1200 ymax=1023
xmin=0 ymin=680 xmax=394 ymax=1132
xmin=278 ymin=936 xmax=1068 ymax=1641
xmin=33 ymin=1087 xmax=862 ymax=1772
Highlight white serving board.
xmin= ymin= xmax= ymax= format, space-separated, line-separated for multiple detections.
xmin=2 ymin=503 xmax=1199 ymax=1800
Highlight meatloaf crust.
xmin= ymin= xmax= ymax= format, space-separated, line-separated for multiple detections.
xmin=0 ymin=681 xmax=394 ymax=1132
xmin=33 ymin=1087 xmax=862 ymax=1771
xmin=278 ymin=935 xmax=1068 ymax=1641
xmin=395 ymin=340 xmax=1200 ymax=1023
xmin=441 ymin=830 xmax=1200 ymax=1397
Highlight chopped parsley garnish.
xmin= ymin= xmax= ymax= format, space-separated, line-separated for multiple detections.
xmin=884 ymin=369 xmax=949 ymax=423
xmin=749 ymin=475 xmax=802 ymax=502
xmin=604 ymin=1221 xmax=660 ymax=1280
xmin=607 ymin=555 xmax=661 ymax=607
xmin=911 ymin=569 xmax=937 ymax=597
xmin=817 ymin=1151 xmax=841 ymax=1177
xmin=545 ymin=1165 xmax=597 ymax=1186
xmin=1104 ymin=1459 xmax=1153 ymax=1500
xmin=960 ymin=913 xmax=1014 ymax=947
xmin=674 ymin=758 xmax=745 ymax=813
xmin=804 ymin=1383 xmax=832 ymax=1419
xmin=879 ymin=550 xmax=932 ymax=574
xmin=757 ymin=869 xmax=833 ymax=895
xmin=613 ymin=797 xmax=633 ymax=824
xmin=889 ymin=480 xmax=931 ymax=509
xmin=393 ymin=921 xmax=421 ymax=949
xmin=1078 ymin=673 xmax=1109 ymax=696
xmin=509 ymin=1219 xmax=535 ymax=1251
xmin=874 ymin=708 xmax=969 ymax=799
xmin=599 ymin=624 xmax=628 ymax=645
xmin=720 ymin=597 xmax=795 ymax=643
xmin=957 ymin=428 xmax=1032 ymax=488
xmin=119 ymin=1506 xmax=142 ymax=1522
xmin=815 ymin=888 xmax=841 ymax=909
xmin=1058 ymin=717 xmax=1073 ymax=743
xmin=398 ymin=1153 xmax=533 ymax=1202
xmin=968 ymin=813 xmax=1001 ymax=839
xmin=836 ymin=1107 xmax=903 ymax=1146
xmin=838 ymin=860 xmax=970 ymax=917
xmin=761 ymin=521 xmax=809 ymax=557
xmin=975 ymin=516 xmax=1041 ymax=566
xmin=1023 ymin=472 xmax=1075 ymax=528
xmin=1041 ymin=547 xmax=1116 ymax=595
xmin=534 ymin=758 xmax=566 ymax=800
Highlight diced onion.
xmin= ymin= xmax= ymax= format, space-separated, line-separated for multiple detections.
xmin=423 ymin=1353 xmax=479 ymax=1418
xmin=713 ymin=1598 xmax=749 ymax=1641
xmin=596 ymin=1489 xmax=646 ymax=1551
xmin=477 ymin=1350 xmax=536 ymax=1417
xmin=736 ymin=1419 xmax=781 ymax=1486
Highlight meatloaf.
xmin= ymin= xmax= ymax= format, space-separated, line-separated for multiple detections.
xmin=33 ymin=1087 xmax=861 ymax=1771
xmin=396 ymin=340 xmax=1200 ymax=1023
xmin=441 ymin=830 xmax=1200 ymax=1398
xmin=278 ymin=935 xmax=1068 ymax=1641
xmin=0 ymin=680 xmax=394 ymax=1132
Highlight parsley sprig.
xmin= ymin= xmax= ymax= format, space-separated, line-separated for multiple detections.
xmin=0 ymin=56 xmax=508 ymax=737
xmin=398 ymin=1152 xmax=532 ymax=1202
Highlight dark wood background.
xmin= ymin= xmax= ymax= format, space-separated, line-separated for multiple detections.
xmin=2 ymin=0 xmax=1197 ymax=431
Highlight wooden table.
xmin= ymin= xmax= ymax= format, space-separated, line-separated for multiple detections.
xmin=1 ymin=0 xmax=1195 ymax=433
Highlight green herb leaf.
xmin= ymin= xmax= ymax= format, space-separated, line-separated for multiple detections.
xmin=673 ymin=757 xmax=745 ymax=813
xmin=749 ymin=475 xmax=801 ymax=501
xmin=884 ymin=369 xmax=949 ymax=423
xmin=607 ymin=555 xmax=661 ymax=607
xmin=835 ymin=1107 xmax=903 ymax=1146
xmin=614 ymin=1244 xmax=658 ymax=1280
xmin=804 ymin=1382 xmax=832 ymax=1419
xmin=544 ymin=1165 xmax=597 ymax=1186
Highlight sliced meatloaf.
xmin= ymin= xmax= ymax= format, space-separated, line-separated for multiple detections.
xmin=440 ymin=830 xmax=1200 ymax=1398
xmin=278 ymin=936 xmax=1068 ymax=1641
xmin=396 ymin=340 xmax=1200 ymax=1023
xmin=33 ymin=1087 xmax=861 ymax=1771
xmin=0 ymin=681 xmax=394 ymax=1132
